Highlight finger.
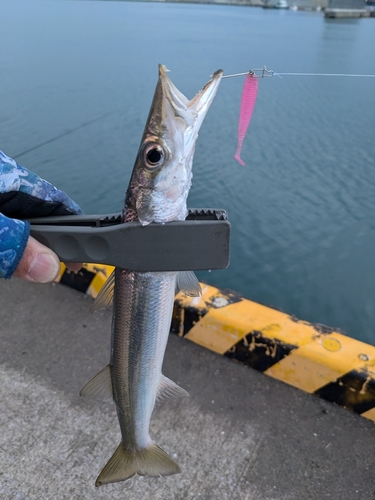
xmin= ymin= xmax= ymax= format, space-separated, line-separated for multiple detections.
xmin=13 ymin=235 xmax=60 ymax=283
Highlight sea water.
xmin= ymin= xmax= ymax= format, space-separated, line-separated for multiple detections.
xmin=1 ymin=0 xmax=375 ymax=343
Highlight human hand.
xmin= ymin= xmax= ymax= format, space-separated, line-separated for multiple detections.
xmin=12 ymin=235 xmax=82 ymax=283
xmin=0 ymin=151 xmax=83 ymax=282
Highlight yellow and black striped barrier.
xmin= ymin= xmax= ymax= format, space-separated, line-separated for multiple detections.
xmin=56 ymin=264 xmax=375 ymax=422
xmin=171 ymin=283 xmax=375 ymax=422
xmin=56 ymin=263 xmax=114 ymax=299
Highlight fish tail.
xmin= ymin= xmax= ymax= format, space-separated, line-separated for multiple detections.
xmin=234 ymin=148 xmax=246 ymax=166
xmin=95 ymin=441 xmax=181 ymax=487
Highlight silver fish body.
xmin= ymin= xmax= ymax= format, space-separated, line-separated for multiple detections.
xmin=111 ymin=268 xmax=177 ymax=451
xmin=81 ymin=65 xmax=222 ymax=486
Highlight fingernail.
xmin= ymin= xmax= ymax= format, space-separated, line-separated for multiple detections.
xmin=28 ymin=253 xmax=60 ymax=283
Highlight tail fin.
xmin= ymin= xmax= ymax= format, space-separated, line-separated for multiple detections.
xmin=96 ymin=442 xmax=181 ymax=487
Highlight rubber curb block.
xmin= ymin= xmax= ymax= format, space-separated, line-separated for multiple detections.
xmin=56 ymin=264 xmax=375 ymax=422
xmin=56 ymin=263 xmax=113 ymax=299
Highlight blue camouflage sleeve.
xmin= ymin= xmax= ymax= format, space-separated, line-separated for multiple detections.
xmin=0 ymin=151 xmax=82 ymax=217
xmin=0 ymin=150 xmax=82 ymax=279
xmin=0 ymin=214 xmax=30 ymax=279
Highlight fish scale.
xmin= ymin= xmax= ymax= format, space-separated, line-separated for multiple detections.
xmin=112 ymin=269 xmax=177 ymax=449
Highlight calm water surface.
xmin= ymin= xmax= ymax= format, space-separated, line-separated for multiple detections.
xmin=1 ymin=0 xmax=375 ymax=343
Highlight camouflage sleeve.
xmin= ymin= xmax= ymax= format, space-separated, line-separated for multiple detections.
xmin=0 ymin=214 xmax=30 ymax=279
xmin=0 ymin=150 xmax=82 ymax=279
xmin=0 ymin=151 xmax=83 ymax=218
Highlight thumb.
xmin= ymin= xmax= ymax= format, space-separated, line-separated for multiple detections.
xmin=13 ymin=235 xmax=60 ymax=283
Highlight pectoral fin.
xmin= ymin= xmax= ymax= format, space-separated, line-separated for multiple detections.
xmin=176 ymin=271 xmax=201 ymax=297
xmin=90 ymin=271 xmax=115 ymax=313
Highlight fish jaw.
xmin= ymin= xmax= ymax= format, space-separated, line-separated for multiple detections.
xmin=124 ymin=65 xmax=223 ymax=225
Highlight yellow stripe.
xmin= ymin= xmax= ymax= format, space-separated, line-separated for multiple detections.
xmin=265 ymin=333 xmax=375 ymax=393
xmin=360 ymin=408 xmax=375 ymax=422
xmin=180 ymin=285 xmax=320 ymax=354
xmin=55 ymin=262 xmax=66 ymax=282
xmin=85 ymin=264 xmax=114 ymax=299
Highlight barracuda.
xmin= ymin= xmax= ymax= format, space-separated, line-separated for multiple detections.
xmin=80 ymin=65 xmax=222 ymax=487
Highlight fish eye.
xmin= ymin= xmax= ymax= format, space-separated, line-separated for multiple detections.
xmin=143 ymin=143 xmax=166 ymax=169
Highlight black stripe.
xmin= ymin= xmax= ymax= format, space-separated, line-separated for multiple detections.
xmin=59 ymin=268 xmax=96 ymax=294
xmin=225 ymin=330 xmax=297 ymax=372
xmin=171 ymin=301 xmax=209 ymax=336
xmin=171 ymin=288 xmax=242 ymax=337
xmin=315 ymin=369 xmax=375 ymax=414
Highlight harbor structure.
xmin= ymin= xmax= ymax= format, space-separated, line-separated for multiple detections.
xmin=325 ymin=0 xmax=368 ymax=17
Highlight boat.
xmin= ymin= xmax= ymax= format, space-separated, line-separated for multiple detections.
xmin=275 ymin=0 xmax=288 ymax=8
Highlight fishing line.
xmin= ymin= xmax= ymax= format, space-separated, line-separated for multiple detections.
xmin=275 ymin=73 xmax=375 ymax=78
xmin=13 ymin=111 xmax=114 ymax=160
xmin=228 ymin=66 xmax=375 ymax=166
xmin=220 ymin=67 xmax=375 ymax=79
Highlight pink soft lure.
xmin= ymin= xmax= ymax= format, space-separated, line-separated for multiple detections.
xmin=234 ymin=73 xmax=259 ymax=166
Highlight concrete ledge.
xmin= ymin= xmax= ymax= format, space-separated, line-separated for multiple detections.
xmin=2 ymin=276 xmax=375 ymax=498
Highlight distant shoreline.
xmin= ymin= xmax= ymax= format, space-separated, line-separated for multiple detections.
xmin=120 ymin=0 xmax=324 ymax=10
xmin=120 ymin=0 xmax=262 ymax=5
xmin=122 ymin=0 xmax=375 ymax=16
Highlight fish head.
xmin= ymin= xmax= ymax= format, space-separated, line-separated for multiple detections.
xmin=124 ymin=64 xmax=223 ymax=225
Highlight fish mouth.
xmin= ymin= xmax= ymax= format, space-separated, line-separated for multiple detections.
xmin=157 ymin=64 xmax=223 ymax=129
xmin=147 ymin=64 xmax=223 ymax=166
xmin=141 ymin=64 xmax=223 ymax=154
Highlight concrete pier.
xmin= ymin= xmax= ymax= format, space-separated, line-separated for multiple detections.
xmin=1 ymin=279 xmax=375 ymax=499
xmin=325 ymin=8 xmax=368 ymax=17
xmin=325 ymin=0 xmax=369 ymax=17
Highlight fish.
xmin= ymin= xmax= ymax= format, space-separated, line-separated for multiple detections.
xmin=80 ymin=64 xmax=223 ymax=487
xmin=234 ymin=72 xmax=258 ymax=166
